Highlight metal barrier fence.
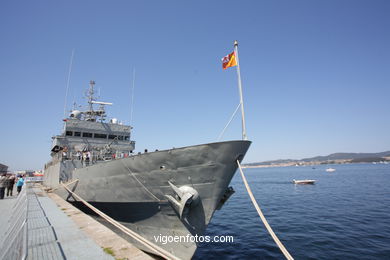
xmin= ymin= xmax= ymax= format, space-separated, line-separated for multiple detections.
xmin=0 ymin=186 xmax=28 ymax=260
xmin=25 ymin=177 xmax=43 ymax=183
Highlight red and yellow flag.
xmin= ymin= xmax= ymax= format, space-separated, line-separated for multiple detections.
xmin=222 ymin=51 xmax=237 ymax=70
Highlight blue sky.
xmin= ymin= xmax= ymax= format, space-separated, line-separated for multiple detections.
xmin=0 ymin=0 xmax=389 ymax=171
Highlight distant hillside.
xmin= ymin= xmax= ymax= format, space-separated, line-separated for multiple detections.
xmin=245 ymin=151 xmax=390 ymax=167
xmin=301 ymin=151 xmax=390 ymax=162
xmin=245 ymin=159 xmax=295 ymax=166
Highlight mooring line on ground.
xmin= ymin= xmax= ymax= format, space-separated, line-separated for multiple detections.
xmin=237 ymin=160 xmax=294 ymax=260
xmin=61 ymin=183 xmax=181 ymax=260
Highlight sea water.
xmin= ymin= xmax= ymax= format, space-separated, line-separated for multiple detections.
xmin=193 ymin=163 xmax=390 ymax=259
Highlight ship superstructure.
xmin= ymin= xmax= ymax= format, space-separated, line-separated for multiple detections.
xmin=44 ymin=80 xmax=251 ymax=259
xmin=51 ymin=80 xmax=134 ymax=161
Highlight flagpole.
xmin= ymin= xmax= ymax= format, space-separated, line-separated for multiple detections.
xmin=234 ymin=40 xmax=248 ymax=140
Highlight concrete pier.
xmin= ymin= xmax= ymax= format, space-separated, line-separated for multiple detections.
xmin=0 ymin=183 xmax=154 ymax=260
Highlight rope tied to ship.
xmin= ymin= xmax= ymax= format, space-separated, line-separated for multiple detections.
xmin=61 ymin=183 xmax=181 ymax=260
xmin=48 ymin=179 xmax=80 ymax=192
xmin=119 ymin=159 xmax=161 ymax=201
xmin=237 ymin=160 xmax=294 ymax=260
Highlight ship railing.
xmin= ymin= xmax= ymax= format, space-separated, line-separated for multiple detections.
xmin=59 ymin=150 xmax=134 ymax=167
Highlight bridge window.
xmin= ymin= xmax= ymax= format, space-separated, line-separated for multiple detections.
xmin=108 ymin=135 xmax=117 ymax=139
xmin=82 ymin=132 xmax=93 ymax=138
xmin=66 ymin=131 xmax=73 ymax=136
xmin=124 ymin=136 xmax=130 ymax=141
xmin=74 ymin=132 xmax=81 ymax=137
xmin=94 ymin=133 xmax=107 ymax=139
xmin=118 ymin=136 xmax=124 ymax=140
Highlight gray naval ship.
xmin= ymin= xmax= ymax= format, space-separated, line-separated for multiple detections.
xmin=44 ymin=80 xmax=251 ymax=259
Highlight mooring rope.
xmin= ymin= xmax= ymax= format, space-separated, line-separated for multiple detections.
xmin=61 ymin=184 xmax=181 ymax=260
xmin=50 ymin=179 xmax=79 ymax=192
xmin=237 ymin=160 xmax=294 ymax=260
xmin=119 ymin=159 xmax=161 ymax=201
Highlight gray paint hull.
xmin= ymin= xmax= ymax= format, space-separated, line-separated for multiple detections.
xmin=44 ymin=140 xmax=251 ymax=259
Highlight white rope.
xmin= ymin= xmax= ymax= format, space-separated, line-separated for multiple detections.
xmin=61 ymin=184 xmax=181 ymax=260
xmin=237 ymin=160 xmax=294 ymax=260
xmin=119 ymin=159 xmax=160 ymax=201
xmin=218 ymin=103 xmax=241 ymax=141
xmin=50 ymin=179 xmax=79 ymax=192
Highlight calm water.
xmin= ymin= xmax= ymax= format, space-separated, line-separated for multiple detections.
xmin=193 ymin=163 xmax=390 ymax=259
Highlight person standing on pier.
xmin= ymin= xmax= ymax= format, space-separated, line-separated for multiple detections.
xmin=6 ymin=175 xmax=15 ymax=197
xmin=16 ymin=176 xmax=25 ymax=195
xmin=0 ymin=173 xmax=6 ymax=199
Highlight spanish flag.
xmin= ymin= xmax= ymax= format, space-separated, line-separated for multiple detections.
xmin=222 ymin=51 xmax=237 ymax=70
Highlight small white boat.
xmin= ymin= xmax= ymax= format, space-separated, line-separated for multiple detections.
xmin=292 ymin=179 xmax=316 ymax=184
xmin=326 ymin=168 xmax=336 ymax=172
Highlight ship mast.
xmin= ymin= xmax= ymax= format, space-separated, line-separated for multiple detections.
xmin=85 ymin=80 xmax=96 ymax=121
xmin=88 ymin=80 xmax=96 ymax=117
xmin=85 ymin=80 xmax=112 ymax=122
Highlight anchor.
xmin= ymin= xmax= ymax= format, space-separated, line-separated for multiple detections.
xmin=165 ymin=181 xmax=200 ymax=219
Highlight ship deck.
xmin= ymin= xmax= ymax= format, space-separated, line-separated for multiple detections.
xmin=0 ymin=183 xmax=154 ymax=260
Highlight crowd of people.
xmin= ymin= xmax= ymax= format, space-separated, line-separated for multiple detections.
xmin=0 ymin=174 xmax=25 ymax=199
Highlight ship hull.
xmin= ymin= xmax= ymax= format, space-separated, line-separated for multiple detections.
xmin=44 ymin=140 xmax=251 ymax=259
